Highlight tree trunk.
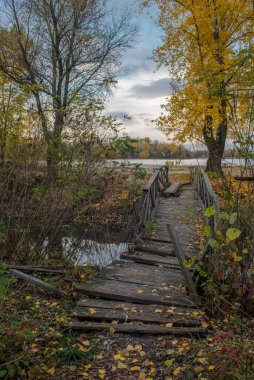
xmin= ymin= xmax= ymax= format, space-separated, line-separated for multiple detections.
xmin=204 ymin=96 xmax=227 ymax=176
xmin=46 ymin=139 xmax=60 ymax=183
xmin=46 ymin=113 xmax=64 ymax=183
xmin=205 ymin=143 xmax=224 ymax=174
xmin=0 ymin=141 xmax=6 ymax=167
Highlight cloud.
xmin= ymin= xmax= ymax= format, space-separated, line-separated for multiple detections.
xmin=129 ymin=77 xmax=178 ymax=99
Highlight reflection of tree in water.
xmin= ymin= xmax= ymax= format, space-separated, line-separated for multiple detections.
xmin=37 ymin=224 xmax=127 ymax=267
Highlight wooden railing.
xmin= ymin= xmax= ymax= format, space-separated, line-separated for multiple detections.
xmin=190 ymin=166 xmax=220 ymax=231
xmin=124 ymin=166 xmax=169 ymax=243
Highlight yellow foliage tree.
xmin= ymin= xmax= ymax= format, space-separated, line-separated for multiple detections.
xmin=144 ymin=0 xmax=254 ymax=173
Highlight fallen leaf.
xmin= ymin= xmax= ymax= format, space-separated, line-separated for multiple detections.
xmin=47 ymin=368 xmax=55 ymax=375
xmin=82 ymin=340 xmax=90 ymax=346
xmin=117 ymin=362 xmax=127 ymax=369
xmin=137 ymin=290 xmax=144 ymax=294
xmin=165 ymin=359 xmax=174 ymax=367
xmin=130 ymin=366 xmax=141 ymax=371
xmin=127 ymin=344 xmax=135 ymax=351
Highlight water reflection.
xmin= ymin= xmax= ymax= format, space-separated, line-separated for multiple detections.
xmin=63 ymin=238 xmax=128 ymax=267
xmin=41 ymin=224 xmax=129 ymax=267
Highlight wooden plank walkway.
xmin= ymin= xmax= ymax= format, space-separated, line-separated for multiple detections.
xmin=71 ymin=182 xmax=205 ymax=336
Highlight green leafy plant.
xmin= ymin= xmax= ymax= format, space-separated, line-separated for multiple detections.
xmin=202 ymin=206 xmax=252 ymax=313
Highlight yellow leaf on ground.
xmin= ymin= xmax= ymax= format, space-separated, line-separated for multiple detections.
xmin=88 ymin=308 xmax=96 ymax=314
xmin=109 ymin=327 xmax=116 ymax=334
xmin=47 ymin=367 xmax=55 ymax=375
xmin=208 ymin=365 xmax=215 ymax=371
xmin=98 ymin=369 xmax=106 ymax=379
xmin=135 ymin=344 xmax=143 ymax=351
xmin=165 ymin=359 xmax=174 ymax=367
xmin=117 ymin=362 xmax=127 ymax=369
xmin=137 ymin=289 xmax=144 ymax=294
xmin=127 ymin=344 xmax=135 ymax=351
xmin=155 ymin=309 xmax=163 ymax=313
xmin=113 ymin=353 xmax=125 ymax=361
xmin=197 ymin=357 xmax=205 ymax=364
xmin=165 ymin=323 xmax=173 ymax=327
xmin=82 ymin=340 xmax=90 ymax=346
xmin=130 ymin=366 xmax=141 ymax=371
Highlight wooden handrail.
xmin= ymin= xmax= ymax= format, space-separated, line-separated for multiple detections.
xmin=190 ymin=167 xmax=220 ymax=231
xmin=167 ymin=223 xmax=200 ymax=306
xmin=124 ymin=166 xmax=169 ymax=243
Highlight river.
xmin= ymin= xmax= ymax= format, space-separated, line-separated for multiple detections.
xmin=112 ymin=158 xmax=253 ymax=169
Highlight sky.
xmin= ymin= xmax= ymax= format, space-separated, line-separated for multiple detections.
xmin=105 ymin=1 xmax=170 ymax=142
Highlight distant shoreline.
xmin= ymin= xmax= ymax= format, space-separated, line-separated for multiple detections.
xmin=109 ymin=158 xmax=253 ymax=170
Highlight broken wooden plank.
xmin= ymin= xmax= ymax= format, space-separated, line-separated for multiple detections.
xmin=120 ymin=251 xmax=180 ymax=267
xmin=163 ymin=182 xmax=181 ymax=197
xmin=97 ymin=264 xmax=185 ymax=287
xmin=167 ymin=223 xmax=200 ymax=306
xmin=76 ymin=299 xmax=199 ymax=317
xmin=70 ymin=321 xmax=207 ymax=336
xmin=73 ymin=279 xmax=195 ymax=308
xmin=73 ymin=300 xmax=201 ymax=326
xmin=143 ymin=237 xmax=172 ymax=244
xmin=10 ymin=269 xmax=66 ymax=297
xmin=101 ymin=261 xmax=184 ymax=280
xmin=136 ymin=240 xmax=175 ymax=257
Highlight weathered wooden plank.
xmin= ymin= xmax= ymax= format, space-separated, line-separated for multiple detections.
xmin=120 ymin=252 xmax=180 ymax=267
xmin=76 ymin=299 xmax=198 ymax=317
xmin=73 ymin=306 xmax=200 ymax=326
xmin=136 ymin=241 xmax=174 ymax=257
xmin=9 ymin=265 xmax=65 ymax=274
xmin=73 ymin=279 xmax=195 ymax=308
xmin=70 ymin=321 xmax=207 ymax=336
xmin=98 ymin=267 xmax=184 ymax=283
xmin=143 ymin=237 xmax=172 ymax=244
xmin=102 ymin=261 xmax=184 ymax=281
xmin=167 ymin=224 xmax=200 ymax=306
xmin=97 ymin=273 xmax=185 ymax=288
xmin=97 ymin=263 xmax=185 ymax=286
xmin=10 ymin=269 xmax=66 ymax=297
xmin=163 ymin=182 xmax=181 ymax=197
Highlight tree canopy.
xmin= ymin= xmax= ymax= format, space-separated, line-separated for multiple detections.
xmin=144 ymin=0 xmax=254 ymax=173
xmin=0 ymin=0 xmax=136 ymax=180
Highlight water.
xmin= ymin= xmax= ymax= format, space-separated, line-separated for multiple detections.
xmin=63 ymin=238 xmax=129 ymax=267
xmin=41 ymin=224 xmax=129 ymax=268
xmin=111 ymin=158 xmax=253 ymax=169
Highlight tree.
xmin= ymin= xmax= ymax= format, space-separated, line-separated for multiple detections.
xmin=144 ymin=0 xmax=254 ymax=174
xmin=0 ymin=73 xmax=27 ymax=166
xmin=0 ymin=0 xmax=136 ymax=181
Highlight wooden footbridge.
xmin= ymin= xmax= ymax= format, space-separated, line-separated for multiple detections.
xmin=71 ymin=166 xmax=218 ymax=336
